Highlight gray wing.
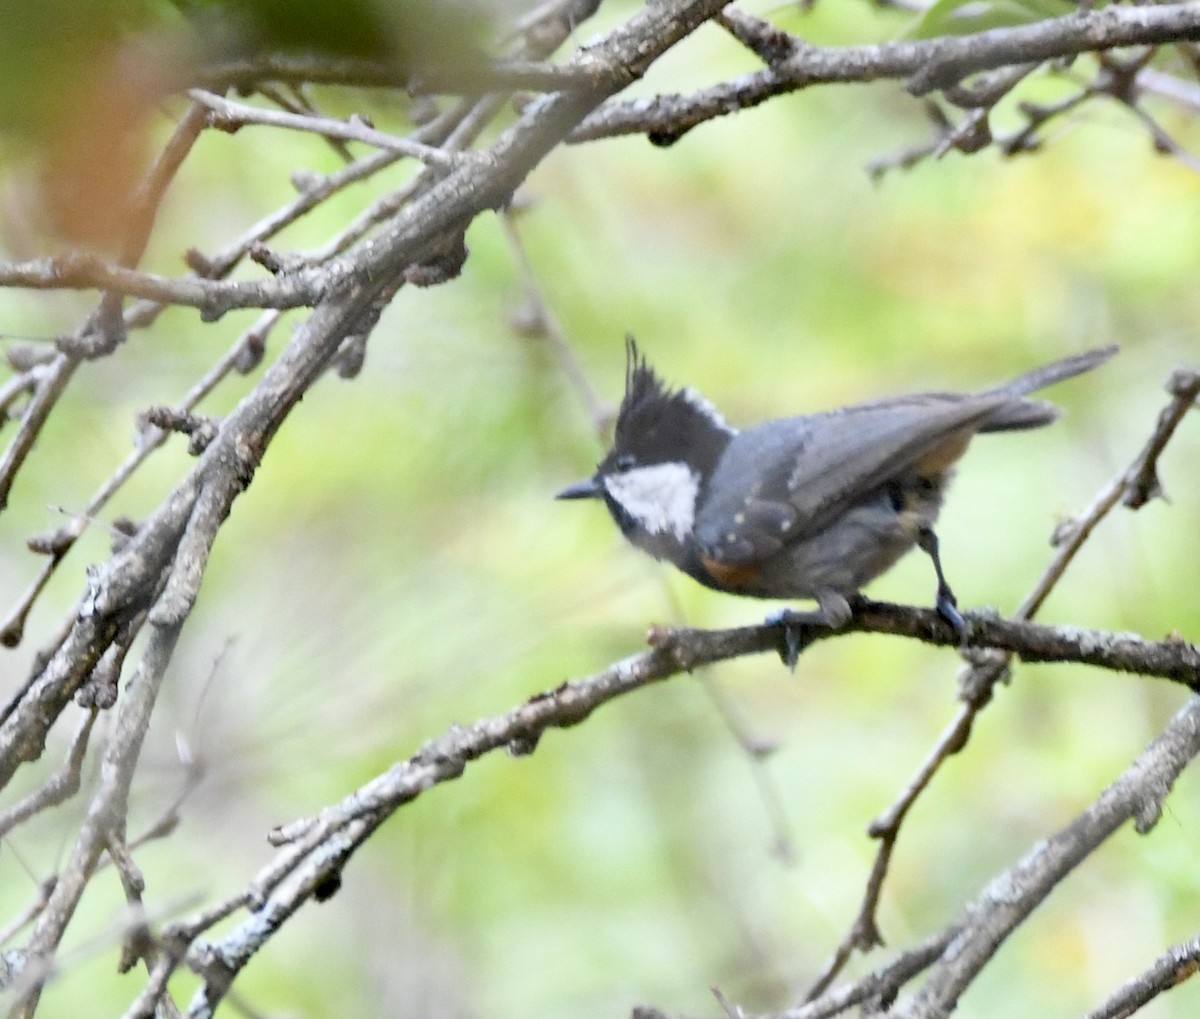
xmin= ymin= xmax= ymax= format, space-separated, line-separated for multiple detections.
xmin=693 ymin=346 xmax=1116 ymax=566
xmin=694 ymin=395 xmax=1008 ymax=564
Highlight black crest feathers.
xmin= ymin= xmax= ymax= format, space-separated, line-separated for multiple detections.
xmin=617 ymin=336 xmax=668 ymax=442
xmin=606 ymin=336 xmax=733 ymax=475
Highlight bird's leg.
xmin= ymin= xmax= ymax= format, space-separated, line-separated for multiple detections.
xmin=917 ymin=526 xmax=967 ymax=638
xmin=767 ymin=591 xmax=853 ymax=671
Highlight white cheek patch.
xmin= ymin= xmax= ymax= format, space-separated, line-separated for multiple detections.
xmin=604 ymin=462 xmax=699 ymax=541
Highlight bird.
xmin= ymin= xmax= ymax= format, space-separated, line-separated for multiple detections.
xmin=557 ymin=338 xmax=1116 ymax=666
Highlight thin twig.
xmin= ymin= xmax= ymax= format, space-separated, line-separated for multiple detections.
xmin=0 ymin=365 xmax=42 ymax=422
xmin=187 ymin=148 xmax=404 ymax=280
xmin=0 ymin=711 xmax=97 ymax=839
xmin=1020 ymin=365 xmax=1199 ymax=618
xmin=0 ymin=314 xmax=281 ymax=651
xmin=0 ymin=101 xmax=208 ymax=511
xmin=500 ymin=209 xmax=614 ymax=435
xmin=297 ymin=95 xmax=504 ymax=265
xmin=1137 ymin=66 xmax=1200 ymax=109
xmin=188 ymin=90 xmax=461 ymax=169
xmin=0 ymin=877 xmax=56 ymax=949
xmin=0 ymin=251 xmax=326 ymax=314
xmin=769 ymin=930 xmax=958 ymax=1019
xmin=244 ymin=608 xmax=1200 ymax=904
xmin=0 ymin=356 xmax=79 ymax=511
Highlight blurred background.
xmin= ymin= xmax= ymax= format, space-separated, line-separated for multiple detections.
xmin=1 ymin=0 xmax=1199 ymax=1015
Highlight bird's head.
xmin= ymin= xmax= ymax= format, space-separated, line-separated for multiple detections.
xmin=557 ymin=338 xmax=735 ymax=559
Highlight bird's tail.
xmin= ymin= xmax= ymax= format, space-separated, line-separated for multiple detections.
xmin=978 ymin=344 xmax=1117 ymax=432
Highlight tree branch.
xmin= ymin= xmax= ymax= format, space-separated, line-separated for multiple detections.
xmin=801 ymin=362 xmax=1199 ymax=997
xmin=1 ymin=1 xmax=1195 ymax=1014
xmin=0 ymin=0 xmax=736 ymax=795
xmin=188 ymin=90 xmax=461 ymax=168
xmin=134 ymin=605 xmax=1197 ymax=1019
xmin=10 ymin=620 xmax=184 ymax=1017
xmin=890 ymin=695 xmax=1200 ymax=1019
xmin=572 ymin=4 xmax=1200 ymax=144
xmin=764 ymin=696 xmax=1200 ymax=1019
xmin=1084 ymin=933 xmax=1200 ymax=1019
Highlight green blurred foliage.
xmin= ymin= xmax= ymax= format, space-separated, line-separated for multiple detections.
xmin=175 ymin=0 xmax=492 ymax=66
xmin=0 ymin=0 xmax=485 ymax=245
xmin=1 ymin=0 xmax=1199 ymax=1016
xmin=0 ymin=0 xmax=166 ymax=138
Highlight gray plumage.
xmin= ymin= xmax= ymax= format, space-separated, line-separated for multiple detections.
xmin=559 ymin=342 xmax=1116 ymax=634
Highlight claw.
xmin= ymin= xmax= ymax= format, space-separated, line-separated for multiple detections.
xmin=781 ymin=620 xmax=806 ymax=671
xmin=935 ymin=588 xmax=968 ymax=639
xmin=766 ymin=608 xmax=823 ymax=671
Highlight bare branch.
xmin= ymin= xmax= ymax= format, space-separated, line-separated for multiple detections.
xmin=296 ymin=95 xmax=506 ymax=265
xmin=764 ymin=695 xmax=1200 ymax=1019
xmin=188 ymin=90 xmax=461 ymax=168
xmin=716 ymin=8 xmax=799 ymax=65
xmin=116 ymin=102 xmax=209 ymax=273
xmin=769 ymin=931 xmax=958 ymax=1019
xmin=185 ymin=148 xmax=403 ymax=281
xmin=889 ymin=696 xmax=1200 ymax=1018
xmin=1138 ymin=65 xmax=1200 ymax=109
xmin=1084 ymin=933 xmax=1200 ymax=1019
xmin=0 ymin=253 xmax=326 ymax=316
xmin=196 ymin=53 xmax=595 ymax=95
xmin=0 ymin=101 xmax=208 ymax=517
xmin=0 ymin=877 xmax=56 ymax=950
xmin=1025 ymin=364 xmax=1199 ymax=616
xmin=12 ymin=620 xmax=184 ymax=1017
xmin=0 ymin=0 xmax=1194 ymax=1014
xmin=800 ymin=361 xmax=1199 ymax=997
xmin=573 ymin=4 xmax=1200 ymax=144
xmin=0 ymin=315 xmax=274 ymax=651
xmin=0 ymin=355 xmax=79 ymax=511
xmin=802 ymin=702 xmax=977 ymax=998
xmin=268 ymin=607 xmax=1195 ymax=854
xmin=150 ymin=607 xmax=1195 ymax=1016
xmin=0 ymin=711 xmax=96 ymax=839
xmin=0 ymin=0 xmax=734 ymax=797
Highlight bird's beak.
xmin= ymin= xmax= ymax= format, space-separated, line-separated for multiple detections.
xmin=555 ymin=476 xmax=603 ymax=500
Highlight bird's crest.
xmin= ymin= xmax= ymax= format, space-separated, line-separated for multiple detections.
xmin=612 ymin=336 xmax=734 ymax=469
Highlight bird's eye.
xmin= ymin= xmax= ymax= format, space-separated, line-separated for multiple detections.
xmin=615 ymin=453 xmax=637 ymax=473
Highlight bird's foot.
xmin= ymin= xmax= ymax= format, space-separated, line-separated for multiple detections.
xmin=765 ymin=607 xmax=835 ymax=672
xmin=935 ymin=586 xmax=968 ymax=642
